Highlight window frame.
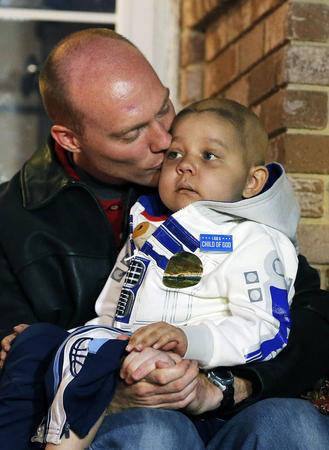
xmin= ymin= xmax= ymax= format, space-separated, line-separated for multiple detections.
xmin=0 ymin=0 xmax=180 ymax=107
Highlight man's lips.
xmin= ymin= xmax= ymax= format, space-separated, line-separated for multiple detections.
xmin=148 ymin=163 xmax=163 ymax=171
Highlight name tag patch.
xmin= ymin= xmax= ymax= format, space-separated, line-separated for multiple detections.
xmin=199 ymin=234 xmax=233 ymax=253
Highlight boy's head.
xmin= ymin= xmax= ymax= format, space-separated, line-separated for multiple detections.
xmin=159 ymin=97 xmax=269 ymax=212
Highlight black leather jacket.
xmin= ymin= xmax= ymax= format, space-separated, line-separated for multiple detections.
xmin=1 ymin=139 xmax=329 ymax=404
xmin=0 ymin=139 xmax=145 ymax=338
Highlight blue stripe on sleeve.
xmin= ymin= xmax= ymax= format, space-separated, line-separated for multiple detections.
xmin=245 ymin=286 xmax=291 ymax=362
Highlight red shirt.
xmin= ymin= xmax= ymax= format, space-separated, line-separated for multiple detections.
xmin=54 ymin=143 xmax=124 ymax=247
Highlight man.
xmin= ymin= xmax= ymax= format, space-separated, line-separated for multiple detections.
xmin=0 ymin=28 xmax=329 ymax=450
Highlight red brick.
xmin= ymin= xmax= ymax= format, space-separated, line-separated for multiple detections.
xmin=205 ymin=17 xmax=229 ymax=61
xmin=204 ymin=43 xmax=238 ymax=96
xmin=238 ymin=22 xmax=265 ymax=73
xmin=264 ymin=2 xmax=289 ymax=54
xmin=180 ymin=64 xmax=204 ymax=105
xmin=250 ymin=0 xmax=287 ymax=23
xmin=267 ymin=134 xmax=285 ymax=163
xmin=180 ymin=30 xmax=205 ymax=67
xmin=248 ymin=46 xmax=286 ymax=104
xmin=289 ymin=176 xmax=324 ymax=218
xmin=181 ymin=0 xmax=195 ymax=28
xmin=240 ymin=0 xmax=254 ymax=30
xmin=298 ymin=223 xmax=329 ymax=264
xmin=283 ymin=90 xmax=328 ymax=129
xmin=289 ymin=2 xmax=329 ymax=42
xmin=259 ymin=90 xmax=328 ymax=134
xmin=286 ymin=44 xmax=329 ymax=85
xmin=224 ymin=76 xmax=250 ymax=106
xmin=226 ymin=4 xmax=245 ymax=44
xmin=268 ymin=134 xmax=329 ymax=174
xmin=181 ymin=0 xmax=222 ymax=29
xmin=205 ymin=0 xmax=288 ymax=61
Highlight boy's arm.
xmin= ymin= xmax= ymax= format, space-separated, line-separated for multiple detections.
xmin=126 ymin=322 xmax=188 ymax=356
xmin=182 ymin=226 xmax=298 ymax=368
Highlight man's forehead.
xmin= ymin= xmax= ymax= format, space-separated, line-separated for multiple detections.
xmin=108 ymin=86 xmax=170 ymax=135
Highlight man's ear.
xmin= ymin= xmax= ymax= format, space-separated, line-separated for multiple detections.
xmin=243 ymin=166 xmax=269 ymax=199
xmin=50 ymin=124 xmax=82 ymax=154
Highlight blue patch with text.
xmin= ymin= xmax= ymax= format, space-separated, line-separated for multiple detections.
xmin=199 ymin=234 xmax=233 ymax=253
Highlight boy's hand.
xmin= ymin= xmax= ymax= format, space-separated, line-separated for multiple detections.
xmin=120 ymin=347 xmax=181 ymax=385
xmin=0 ymin=323 xmax=29 ymax=368
xmin=126 ymin=322 xmax=188 ymax=357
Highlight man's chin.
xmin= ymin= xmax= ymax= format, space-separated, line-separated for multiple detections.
xmin=136 ymin=171 xmax=160 ymax=188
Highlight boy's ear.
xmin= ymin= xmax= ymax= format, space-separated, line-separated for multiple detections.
xmin=243 ymin=166 xmax=269 ymax=199
xmin=50 ymin=124 xmax=82 ymax=154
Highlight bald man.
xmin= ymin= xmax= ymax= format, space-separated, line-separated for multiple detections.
xmin=0 ymin=29 xmax=329 ymax=450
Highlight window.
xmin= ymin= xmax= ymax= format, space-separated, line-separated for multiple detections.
xmin=0 ymin=0 xmax=179 ymax=181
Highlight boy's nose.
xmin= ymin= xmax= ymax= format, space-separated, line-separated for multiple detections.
xmin=177 ymin=157 xmax=196 ymax=174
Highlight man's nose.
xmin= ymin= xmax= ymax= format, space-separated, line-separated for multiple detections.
xmin=149 ymin=120 xmax=172 ymax=153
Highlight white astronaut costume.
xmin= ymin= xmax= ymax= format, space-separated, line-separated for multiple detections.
xmin=89 ymin=163 xmax=300 ymax=368
xmin=39 ymin=163 xmax=300 ymax=444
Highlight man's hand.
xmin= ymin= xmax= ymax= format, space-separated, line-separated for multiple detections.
xmin=108 ymin=358 xmax=200 ymax=414
xmin=186 ymin=374 xmax=253 ymax=415
xmin=126 ymin=322 xmax=188 ymax=356
xmin=120 ymin=347 xmax=179 ymax=384
xmin=185 ymin=373 xmax=223 ymax=415
xmin=0 ymin=323 xmax=29 ymax=368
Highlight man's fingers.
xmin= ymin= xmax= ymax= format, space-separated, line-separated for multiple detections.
xmin=0 ymin=332 xmax=18 ymax=369
xmin=13 ymin=323 xmax=29 ymax=334
xmin=0 ymin=350 xmax=7 ymax=368
xmin=120 ymin=348 xmax=175 ymax=380
xmin=145 ymin=359 xmax=198 ymax=387
xmin=131 ymin=356 xmax=175 ymax=382
xmin=1 ymin=333 xmax=16 ymax=351
xmin=128 ymin=374 xmax=199 ymax=409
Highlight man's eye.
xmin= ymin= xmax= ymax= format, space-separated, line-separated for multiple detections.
xmin=203 ymin=151 xmax=217 ymax=161
xmin=166 ymin=150 xmax=182 ymax=160
xmin=157 ymin=102 xmax=170 ymax=118
xmin=121 ymin=129 xmax=140 ymax=143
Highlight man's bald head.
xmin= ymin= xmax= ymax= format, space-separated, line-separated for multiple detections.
xmin=39 ymin=28 xmax=152 ymax=133
xmin=173 ymin=97 xmax=268 ymax=167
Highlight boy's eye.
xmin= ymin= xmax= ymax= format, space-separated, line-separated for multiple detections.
xmin=203 ymin=151 xmax=217 ymax=161
xmin=166 ymin=150 xmax=182 ymax=160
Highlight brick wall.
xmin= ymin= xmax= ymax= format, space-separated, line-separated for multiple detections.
xmin=180 ymin=0 xmax=329 ymax=288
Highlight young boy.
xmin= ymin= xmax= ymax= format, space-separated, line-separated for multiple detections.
xmin=40 ymin=98 xmax=299 ymax=448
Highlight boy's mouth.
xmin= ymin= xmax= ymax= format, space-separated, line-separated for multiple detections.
xmin=176 ymin=182 xmax=197 ymax=194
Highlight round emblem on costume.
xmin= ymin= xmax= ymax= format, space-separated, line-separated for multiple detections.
xmin=132 ymin=221 xmax=156 ymax=249
xmin=163 ymin=251 xmax=203 ymax=288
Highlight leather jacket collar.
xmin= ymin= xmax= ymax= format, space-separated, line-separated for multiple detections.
xmin=20 ymin=137 xmax=77 ymax=210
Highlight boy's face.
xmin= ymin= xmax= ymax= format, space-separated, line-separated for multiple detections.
xmin=159 ymin=111 xmax=251 ymax=212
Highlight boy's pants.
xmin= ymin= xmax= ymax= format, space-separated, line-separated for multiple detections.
xmin=0 ymin=323 xmax=126 ymax=449
xmin=0 ymin=323 xmax=68 ymax=450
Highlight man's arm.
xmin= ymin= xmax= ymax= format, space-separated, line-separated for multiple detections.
xmin=228 ymin=254 xmax=329 ymax=410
